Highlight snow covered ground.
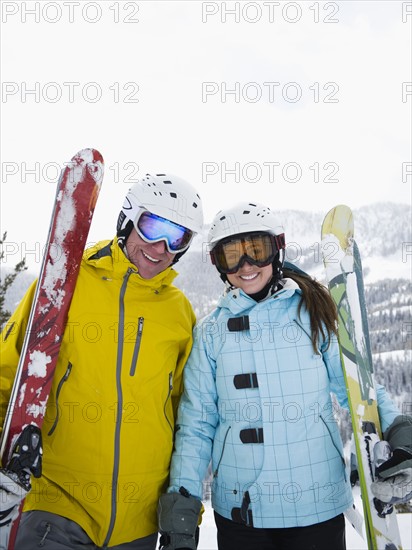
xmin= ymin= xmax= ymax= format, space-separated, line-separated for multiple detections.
xmin=197 ymin=490 xmax=412 ymax=550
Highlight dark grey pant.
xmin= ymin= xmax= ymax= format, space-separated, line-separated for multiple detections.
xmin=15 ymin=511 xmax=158 ymax=549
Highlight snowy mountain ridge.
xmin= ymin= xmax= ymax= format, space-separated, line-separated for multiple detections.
xmin=188 ymin=202 xmax=411 ymax=283
xmin=2 ymin=202 xmax=411 ymax=315
xmin=191 ymin=202 xmax=411 ymax=252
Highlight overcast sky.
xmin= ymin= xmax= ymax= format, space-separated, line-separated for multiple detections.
xmin=1 ymin=0 xmax=411 ymax=268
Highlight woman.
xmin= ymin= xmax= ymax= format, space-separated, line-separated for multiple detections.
xmin=157 ymin=201 xmax=410 ymax=550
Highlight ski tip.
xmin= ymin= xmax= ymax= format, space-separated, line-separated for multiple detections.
xmin=321 ymin=204 xmax=354 ymax=247
xmin=69 ymin=149 xmax=104 ymax=187
xmin=72 ymin=148 xmax=104 ymax=165
xmin=325 ymin=204 xmax=352 ymax=215
xmin=323 ymin=204 xmax=353 ymax=226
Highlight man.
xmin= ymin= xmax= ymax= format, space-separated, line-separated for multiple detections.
xmin=0 ymin=173 xmax=203 ymax=549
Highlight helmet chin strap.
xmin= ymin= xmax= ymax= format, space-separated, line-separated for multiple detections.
xmin=116 ymin=215 xmax=134 ymax=252
xmin=269 ymin=249 xmax=285 ymax=293
xmin=253 ymin=250 xmax=284 ymax=299
xmin=171 ymin=251 xmax=185 ymax=265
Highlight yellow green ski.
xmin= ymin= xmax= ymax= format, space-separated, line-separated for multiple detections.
xmin=321 ymin=205 xmax=402 ymax=550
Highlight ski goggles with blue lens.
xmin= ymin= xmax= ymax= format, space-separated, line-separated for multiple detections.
xmin=135 ymin=210 xmax=194 ymax=253
xmin=210 ymin=232 xmax=285 ymax=274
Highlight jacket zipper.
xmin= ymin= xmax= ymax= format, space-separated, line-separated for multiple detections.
xmin=163 ymin=372 xmax=174 ymax=434
xmin=129 ymin=316 xmax=144 ymax=376
xmin=38 ymin=522 xmax=51 ymax=546
xmin=47 ymin=362 xmax=73 ymax=436
xmin=103 ymin=268 xmax=134 ymax=547
xmin=213 ymin=426 xmax=231 ymax=478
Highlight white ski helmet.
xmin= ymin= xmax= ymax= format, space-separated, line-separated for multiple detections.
xmin=208 ymin=201 xmax=284 ymax=249
xmin=121 ymin=173 xmax=203 ymax=234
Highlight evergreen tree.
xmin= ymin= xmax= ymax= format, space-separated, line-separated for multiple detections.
xmin=0 ymin=232 xmax=27 ymax=327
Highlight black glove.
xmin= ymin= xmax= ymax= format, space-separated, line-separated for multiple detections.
xmin=371 ymin=415 xmax=412 ymax=505
xmin=158 ymin=487 xmax=202 ymax=550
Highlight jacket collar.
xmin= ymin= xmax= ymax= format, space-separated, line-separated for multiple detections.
xmin=84 ymin=238 xmax=178 ymax=291
xmin=217 ymin=278 xmax=301 ymax=315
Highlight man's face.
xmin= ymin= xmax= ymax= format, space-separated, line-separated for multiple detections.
xmin=125 ymin=228 xmax=175 ymax=279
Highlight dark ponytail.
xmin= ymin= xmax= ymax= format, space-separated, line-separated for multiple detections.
xmin=283 ymin=268 xmax=338 ymax=354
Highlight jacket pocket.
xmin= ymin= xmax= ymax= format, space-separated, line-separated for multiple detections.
xmin=319 ymin=414 xmax=347 ymax=481
xmin=129 ymin=317 xmax=144 ymax=376
xmin=213 ymin=426 xmax=231 ymax=478
xmin=35 ymin=516 xmax=91 ymax=546
xmin=48 ymin=362 xmax=73 ymax=436
xmin=3 ymin=322 xmax=15 ymax=342
xmin=163 ymin=371 xmax=173 ymax=434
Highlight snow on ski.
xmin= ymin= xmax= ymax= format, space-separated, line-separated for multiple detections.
xmin=0 ymin=148 xmax=104 ymax=549
xmin=321 ymin=204 xmax=402 ymax=550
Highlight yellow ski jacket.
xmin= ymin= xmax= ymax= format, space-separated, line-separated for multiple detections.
xmin=0 ymin=238 xmax=195 ymax=546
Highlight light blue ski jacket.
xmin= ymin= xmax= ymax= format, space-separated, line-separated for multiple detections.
xmin=168 ymin=279 xmax=400 ymax=528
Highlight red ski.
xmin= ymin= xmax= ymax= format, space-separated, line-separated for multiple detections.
xmin=0 ymin=148 xmax=104 ymax=548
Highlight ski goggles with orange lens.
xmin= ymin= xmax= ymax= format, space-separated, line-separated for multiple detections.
xmin=210 ymin=232 xmax=285 ymax=274
xmin=135 ymin=210 xmax=194 ymax=253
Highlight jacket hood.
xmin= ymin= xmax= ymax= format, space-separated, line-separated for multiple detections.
xmin=83 ymin=238 xmax=178 ymax=292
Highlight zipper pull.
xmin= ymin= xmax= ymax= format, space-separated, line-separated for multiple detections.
xmin=63 ymin=362 xmax=73 ymax=380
